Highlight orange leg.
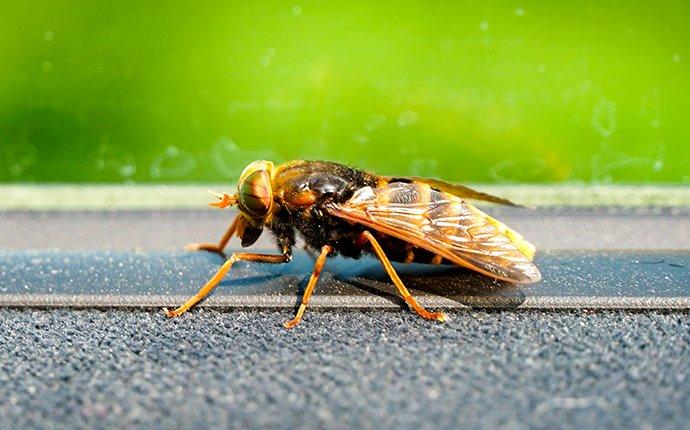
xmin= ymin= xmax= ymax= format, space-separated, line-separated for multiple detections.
xmin=362 ymin=231 xmax=446 ymax=322
xmin=283 ymin=245 xmax=334 ymax=329
xmin=185 ymin=216 xmax=239 ymax=255
xmin=165 ymin=251 xmax=291 ymax=318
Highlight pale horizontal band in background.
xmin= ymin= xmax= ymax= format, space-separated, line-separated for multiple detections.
xmin=1 ymin=184 xmax=689 ymax=210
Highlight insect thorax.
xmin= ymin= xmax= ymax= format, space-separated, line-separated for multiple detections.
xmin=269 ymin=161 xmax=378 ymax=257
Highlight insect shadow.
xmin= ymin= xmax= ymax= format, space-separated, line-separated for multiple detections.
xmin=338 ymin=270 xmax=526 ymax=309
xmin=325 ymin=253 xmax=527 ymax=309
xmin=187 ymin=250 xmax=526 ymax=309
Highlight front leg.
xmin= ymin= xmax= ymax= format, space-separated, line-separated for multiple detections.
xmin=166 ymin=248 xmax=292 ymax=317
xmin=185 ymin=216 xmax=239 ymax=255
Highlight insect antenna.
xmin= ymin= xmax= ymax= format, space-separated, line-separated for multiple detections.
xmin=207 ymin=190 xmax=237 ymax=209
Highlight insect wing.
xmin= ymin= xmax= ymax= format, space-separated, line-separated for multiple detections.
xmin=383 ymin=176 xmax=521 ymax=207
xmin=327 ymin=182 xmax=541 ymax=284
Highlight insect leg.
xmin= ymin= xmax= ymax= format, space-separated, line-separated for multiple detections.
xmin=165 ymin=249 xmax=291 ymax=318
xmin=361 ymin=231 xmax=446 ymax=322
xmin=283 ymin=245 xmax=334 ymax=329
xmin=184 ymin=216 xmax=239 ymax=255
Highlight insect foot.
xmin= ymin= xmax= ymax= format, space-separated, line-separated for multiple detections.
xmin=184 ymin=242 xmax=225 ymax=255
xmin=283 ymin=318 xmax=302 ymax=330
xmin=163 ymin=307 xmax=182 ymax=318
xmin=428 ymin=311 xmax=448 ymax=323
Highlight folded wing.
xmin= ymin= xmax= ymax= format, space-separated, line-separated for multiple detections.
xmin=327 ymin=182 xmax=541 ymax=284
xmin=382 ymin=176 xmax=522 ymax=207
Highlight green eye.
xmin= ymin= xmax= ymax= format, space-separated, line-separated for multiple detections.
xmin=238 ymin=170 xmax=272 ymax=217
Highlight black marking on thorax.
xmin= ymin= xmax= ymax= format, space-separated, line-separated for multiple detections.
xmin=269 ymin=161 xmax=377 ymax=257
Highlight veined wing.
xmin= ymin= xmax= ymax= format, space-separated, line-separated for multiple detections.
xmin=327 ymin=182 xmax=541 ymax=284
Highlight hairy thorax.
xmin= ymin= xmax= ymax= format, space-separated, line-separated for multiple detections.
xmin=269 ymin=160 xmax=378 ymax=257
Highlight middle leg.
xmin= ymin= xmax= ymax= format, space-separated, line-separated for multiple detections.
xmin=283 ymin=245 xmax=334 ymax=329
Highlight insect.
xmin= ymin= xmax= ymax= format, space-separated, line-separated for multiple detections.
xmin=165 ymin=160 xmax=541 ymax=328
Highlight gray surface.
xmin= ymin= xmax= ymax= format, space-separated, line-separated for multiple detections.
xmin=0 ymin=309 xmax=688 ymax=429
xmin=1 ymin=250 xmax=689 ymax=309
xmin=1 ymin=207 xmax=689 ymax=251
xmin=1 ymin=207 xmax=689 ymax=430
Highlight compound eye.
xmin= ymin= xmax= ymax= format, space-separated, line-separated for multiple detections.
xmin=239 ymin=170 xmax=272 ymax=217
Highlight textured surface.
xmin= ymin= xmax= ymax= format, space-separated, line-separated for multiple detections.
xmin=0 ymin=309 xmax=688 ymax=429
xmin=1 ymin=206 xmax=689 ymax=429
xmin=0 ymin=250 xmax=688 ymax=309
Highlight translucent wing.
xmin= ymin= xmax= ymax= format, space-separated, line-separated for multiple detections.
xmin=327 ymin=182 xmax=541 ymax=284
xmin=383 ymin=176 xmax=522 ymax=207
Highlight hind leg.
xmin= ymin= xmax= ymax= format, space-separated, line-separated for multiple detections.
xmin=361 ymin=231 xmax=446 ymax=322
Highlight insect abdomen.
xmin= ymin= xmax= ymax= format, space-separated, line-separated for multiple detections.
xmin=370 ymin=234 xmax=450 ymax=265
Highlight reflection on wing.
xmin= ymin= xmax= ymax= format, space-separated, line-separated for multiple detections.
xmin=383 ymin=176 xmax=522 ymax=206
xmin=328 ymin=182 xmax=541 ymax=284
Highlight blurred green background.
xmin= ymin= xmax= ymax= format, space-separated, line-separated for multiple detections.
xmin=1 ymin=1 xmax=688 ymax=183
